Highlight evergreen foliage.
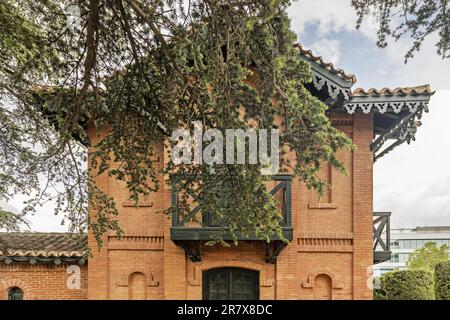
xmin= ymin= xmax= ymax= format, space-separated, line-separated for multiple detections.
xmin=435 ymin=261 xmax=450 ymax=300
xmin=0 ymin=1 xmax=352 ymax=246
xmin=380 ymin=270 xmax=435 ymax=300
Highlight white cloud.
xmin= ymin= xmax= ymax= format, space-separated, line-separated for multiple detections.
xmin=1 ymin=195 xmax=67 ymax=232
xmin=0 ymin=200 xmax=32 ymax=231
xmin=288 ymin=1 xmax=450 ymax=90
xmin=384 ymin=35 xmax=450 ymax=90
xmin=287 ymin=0 xmax=378 ymax=40
xmin=288 ymin=0 xmax=354 ymax=35
xmin=0 ymin=200 xmax=18 ymax=213
xmin=308 ymin=38 xmax=341 ymax=64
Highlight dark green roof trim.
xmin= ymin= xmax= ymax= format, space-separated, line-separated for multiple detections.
xmin=300 ymin=55 xmax=353 ymax=101
xmin=0 ymin=255 xmax=87 ymax=266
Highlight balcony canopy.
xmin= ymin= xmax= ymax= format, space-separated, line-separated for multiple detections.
xmin=296 ymin=43 xmax=434 ymax=162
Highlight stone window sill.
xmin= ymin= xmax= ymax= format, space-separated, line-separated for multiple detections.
xmin=308 ymin=203 xmax=338 ymax=209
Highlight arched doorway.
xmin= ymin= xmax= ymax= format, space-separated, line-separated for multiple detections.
xmin=203 ymin=268 xmax=259 ymax=300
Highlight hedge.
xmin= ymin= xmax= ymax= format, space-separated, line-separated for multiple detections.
xmin=373 ymin=288 xmax=387 ymax=300
xmin=380 ymin=270 xmax=434 ymax=300
xmin=435 ymin=261 xmax=450 ymax=300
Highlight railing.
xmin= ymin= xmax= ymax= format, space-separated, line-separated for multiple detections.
xmin=170 ymin=175 xmax=293 ymax=241
xmin=373 ymin=212 xmax=391 ymax=264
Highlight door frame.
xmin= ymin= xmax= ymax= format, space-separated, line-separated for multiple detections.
xmin=202 ymin=267 xmax=260 ymax=300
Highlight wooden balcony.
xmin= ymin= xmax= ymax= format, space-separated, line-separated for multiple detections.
xmin=373 ymin=212 xmax=391 ymax=264
xmin=170 ymin=175 xmax=293 ymax=263
xmin=170 ymin=179 xmax=391 ymax=264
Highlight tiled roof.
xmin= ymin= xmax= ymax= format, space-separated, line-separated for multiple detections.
xmin=351 ymin=85 xmax=434 ymax=97
xmin=0 ymin=232 xmax=86 ymax=257
xmin=296 ymin=43 xmax=434 ymax=100
xmin=295 ymin=43 xmax=357 ymax=85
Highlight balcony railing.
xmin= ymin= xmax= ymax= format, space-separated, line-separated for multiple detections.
xmin=373 ymin=212 xmax=391 ymax=264
xmin=170 ymin=179 xmax=391 ymax=264
xmin=170 ymin=174 xmax=293 ymax=242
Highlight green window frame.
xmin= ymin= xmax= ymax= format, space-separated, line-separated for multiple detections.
xmin=202 ymin=268 xmax=259 ymax=300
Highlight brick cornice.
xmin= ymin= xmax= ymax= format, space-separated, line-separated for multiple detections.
xmin=298 ymin=232 xmax=354 ymax=239
xmin=108 ymin=236 xmax=164 ymax=250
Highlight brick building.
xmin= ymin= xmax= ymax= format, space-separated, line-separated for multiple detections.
xmin=0 ymin=233 xmax=87 ymax=299
xmin=0 ymin=45 xmax=433 ymax=300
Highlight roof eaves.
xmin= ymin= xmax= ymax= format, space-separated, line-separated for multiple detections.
xmin=351 ymin=85 xmax=435 ymax=98
xmin=295 ymin=43 xmax=357 ymax=85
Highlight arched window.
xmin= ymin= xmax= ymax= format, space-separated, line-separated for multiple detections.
xmin=8 ymin=287 xmax=24 ymax=300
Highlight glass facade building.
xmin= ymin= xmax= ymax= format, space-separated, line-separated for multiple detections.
xmin=373 ymin=227 xmax=450 ymax=277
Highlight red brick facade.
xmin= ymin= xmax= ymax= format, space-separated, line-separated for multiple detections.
xmin=0 ymin=39 xmax=433 ymax=300
xmin=0 ymin=232 xmax=88 ymax=300
xmin=0 ymin=264 xmax=88 ymax=300
xmin=0 ymin=113 xmax=376 ymax=300
xmin=86 ymin=112 xmax=374 ymax=300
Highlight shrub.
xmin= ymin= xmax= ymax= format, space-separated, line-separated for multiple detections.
xmin=435 ymin=261 xmax=450 ymax=300
xmin=373 ymin=288 xmax=387 ymax=300
xmin=380 ymin=270 xmax=434 ymax=300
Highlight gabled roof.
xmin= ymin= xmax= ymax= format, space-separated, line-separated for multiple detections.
xmin=297 ymin=43 xmax=434 ymax=103
xmin=295 ymin=43 xmax=357 ymax=85
xmin=297 ymin=44 xmax=434 ymax=162
xmin=0 ymin=232 xmax=87 ymax=265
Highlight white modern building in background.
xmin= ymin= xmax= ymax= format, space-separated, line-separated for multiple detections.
xmin=373 ymin=226 xmax=450 ymax=277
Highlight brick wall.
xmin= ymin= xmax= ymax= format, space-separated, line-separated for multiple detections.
xmin=87 ymin=112 xmax=375 ymax=300
xmin=0 ymin=263 xmax=88 ymax=300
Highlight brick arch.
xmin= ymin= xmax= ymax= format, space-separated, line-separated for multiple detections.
xmin=0 ymin=278 xmax=36 ymax=300
xmin=189 ymin=260 xmax=273 ymax=287
xmin=116 ymin=265 xmax=159 ymax=287
xmin=302 ymin=269 xmax=343 ymax=289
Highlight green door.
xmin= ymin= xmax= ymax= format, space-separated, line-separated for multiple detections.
xmin=203 ymin=268 xmax=259 ymax=300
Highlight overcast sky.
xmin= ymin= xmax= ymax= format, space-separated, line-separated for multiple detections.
xmin=1 ymin=1 xmax=449 ymax=231
xmin=289 ymin=0 xmax=450 ymax=229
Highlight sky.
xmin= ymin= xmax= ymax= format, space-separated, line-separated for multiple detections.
xmin=288 ymin=0 xmax=450 ymax=229
xmin=1 ymin=0 xmax=449 ymax=231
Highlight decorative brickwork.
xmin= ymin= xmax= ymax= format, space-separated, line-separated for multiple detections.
xmin=0 ymin=44 xmax=432 ymax=300
xmin=0 ymin=114 xmax=374 ymax=300
xmin=85 ymin=113 xmax=374 ymax=300
xmin=302 ymin=269 xmax=343 ymax=289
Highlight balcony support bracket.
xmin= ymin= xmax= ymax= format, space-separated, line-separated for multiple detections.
xmin=264 ymin=241 xmax=287 ymax=264
xmin=175 ymin=240 xmax=202 ymax=262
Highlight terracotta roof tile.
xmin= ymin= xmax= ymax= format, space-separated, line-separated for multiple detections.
xmin=295 ymin=43 xmax=357 ymax=85
xmin=351 ymin=85 xmax=435 ymax=97
xmin=0 ymin=232 xmax=86 ymax=257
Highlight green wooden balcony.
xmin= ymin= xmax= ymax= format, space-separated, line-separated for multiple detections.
xmin=170 ymin=179 xmax=391 ymax=264
xmin=170 ymin=174 xmax=293 ymax=242
xmin=373 ymin=212 xmax=391 ymax=264
xmin=170 ymin=175 xmax=293 ymax=263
